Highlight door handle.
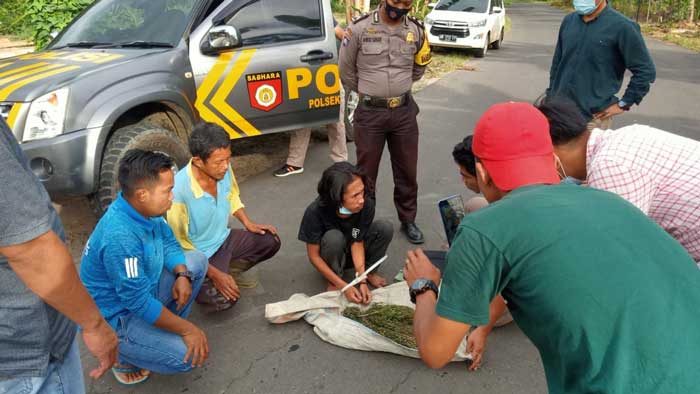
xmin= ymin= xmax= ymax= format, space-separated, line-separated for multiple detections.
xmin=300 ymin=50 xmax=334 ymax=63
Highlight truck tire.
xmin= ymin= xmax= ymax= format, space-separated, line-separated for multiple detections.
xmin=344 ymin=89 xmax=359 ymax=142
xmin=91 ymin=122 xmax=190 ymax=216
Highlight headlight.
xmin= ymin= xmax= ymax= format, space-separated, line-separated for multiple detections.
xmin=23 ymin=88 xmax=69 ymax=142
xmin=470 ymin=19 xmax=487 ymax=27
xmin=424 ymin=17 xmax=434 ymax=25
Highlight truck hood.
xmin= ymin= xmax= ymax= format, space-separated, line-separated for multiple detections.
xmin=427 ymin=10 xmax=488 ymax=22
xmin=0 ymin=48 xmax=171 ymax=102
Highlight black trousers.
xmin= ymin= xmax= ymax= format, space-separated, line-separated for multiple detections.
xmin=319 ymin=220 xmax=394 ymax=276
xmin=354 ymin=97 xmax=420 ymax=224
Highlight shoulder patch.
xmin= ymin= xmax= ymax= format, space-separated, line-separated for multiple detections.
xmin=407 ymin=15 xmax=425 ymax=29
xmin=352 ymin=13 xmax=371 ymax=24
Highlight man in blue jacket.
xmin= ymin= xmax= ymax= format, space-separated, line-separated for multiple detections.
xmin=80 ymin=149 xmax=209 ymax=385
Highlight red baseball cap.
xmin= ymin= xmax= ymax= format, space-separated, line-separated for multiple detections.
xmin=472 ymin=102 xmax=560 ymax=191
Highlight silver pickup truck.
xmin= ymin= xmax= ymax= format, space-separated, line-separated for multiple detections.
xmin=0 ymin=0 xmax=345 ymax=214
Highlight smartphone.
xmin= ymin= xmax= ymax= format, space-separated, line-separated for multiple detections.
xmin=438 ymin=195 xmax=466 ymax=247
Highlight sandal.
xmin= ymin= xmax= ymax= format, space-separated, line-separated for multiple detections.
xmin=111 ymin=365 xmax=150 ymax=385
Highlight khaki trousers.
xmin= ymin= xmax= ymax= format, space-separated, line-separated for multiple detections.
xmin=287 ymin=86 xmax=348 ymax=167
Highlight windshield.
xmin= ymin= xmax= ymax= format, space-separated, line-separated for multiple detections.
xmin=50 ymin=0 xmax=198 ymax=49
xmin=435 ymin=0 xmax=489 ymax=13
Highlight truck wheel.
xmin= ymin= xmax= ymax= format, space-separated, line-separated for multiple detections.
xmin=344 ymin=89 xmax=359 ymax=142
xmin=91 ymin=122 xmax=190 ymax=216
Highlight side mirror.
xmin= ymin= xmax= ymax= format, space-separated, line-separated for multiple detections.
xmin=428 ymin=2 xmax=437 ymax=9
xmin=493 ymin=6 xmax=503 ymax=13
xmin=202 ymin=25 xmax=241 ymax=54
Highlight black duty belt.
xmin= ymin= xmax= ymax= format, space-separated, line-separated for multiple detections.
xmin=360 ymin=93 xmax=409 ymax=109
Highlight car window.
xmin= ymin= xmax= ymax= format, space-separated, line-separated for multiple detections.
xmin=225 ymin=0 xmax=322 ymax=47
xmin=435 ymin=0 xmax=489 ymax=13
xmin=51 ymin=0 xmax=198 ymax=47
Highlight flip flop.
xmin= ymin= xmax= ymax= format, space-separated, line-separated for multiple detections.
xmin=111 ymin=365 xmax=150 ymax=385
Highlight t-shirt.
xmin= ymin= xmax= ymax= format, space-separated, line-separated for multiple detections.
xmin=298 ymin=197 xmax=375 ymax=245
xmin=0 ymin=119 xmax=76 ymax=378
xmin=437 ymin=184 xmax=700 ymax=394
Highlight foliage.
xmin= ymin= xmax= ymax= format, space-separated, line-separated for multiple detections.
xmin=27 ymin=0 xmax=94 ymax=49
xmin=343 ymin=303 xmax=417 ymax=348
xmin=0 ymin=0 xmax=32 ymax=38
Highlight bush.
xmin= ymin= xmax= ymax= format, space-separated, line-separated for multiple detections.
xmin=28 ymin=0 xmax=94 ymax=49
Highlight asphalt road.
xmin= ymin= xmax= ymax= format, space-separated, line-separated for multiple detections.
xmin=83 ymin=3 xmax=700 ymax=393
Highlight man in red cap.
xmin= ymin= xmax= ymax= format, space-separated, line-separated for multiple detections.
xmin=403 ymin=102 xmax=700 ymax=393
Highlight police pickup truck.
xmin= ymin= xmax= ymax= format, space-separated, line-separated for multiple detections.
xmin=0 ymin=0 xmax=343 ymax=214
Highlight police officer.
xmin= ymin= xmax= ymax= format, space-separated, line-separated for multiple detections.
xmin=339 ymin=0 xmax=431 ymax=244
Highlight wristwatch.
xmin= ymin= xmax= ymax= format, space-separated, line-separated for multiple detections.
xmin=409 ymin=278 xmax=439 ymax=304
xmin=618 ymin=100 xmax=632 ymax=111
xmin=174 ymin=270 xmax=194 ymax=283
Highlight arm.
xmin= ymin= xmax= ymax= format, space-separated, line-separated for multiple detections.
xmin=350 ymin=241 xmax=372 ymax=304
xmin=412 ymin=28 xmax=432 ymax=82
xmin=166 ymin=201 xmax=196 ymax=251
xmin=307 ymin=243 xmax=346 ymax=289
xmin=618 ymin=22 xmax=656 ymax=107
xmin=152 ymin=303 xmax=209 ymax=367
xmin=465 ymin=295 xmax=508 ymax=370
xmin=2 ymin=231 xmax=118 ymax=378
xmin=339 ymin=25 xmax=360 ymax=92
xmin=334 ymin=25 xmax=345 ymax=41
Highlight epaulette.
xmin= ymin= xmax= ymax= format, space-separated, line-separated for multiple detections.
xmin=407 ymin=15 xmax=425 ymax=29
xmin=351 ymin=13 xmax=371 ymax=24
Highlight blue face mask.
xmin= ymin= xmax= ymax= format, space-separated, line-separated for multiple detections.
xmin=560 ymin=176 xmax=584 ymax=186
xmin=574 ymin=0 xmax=598 ymax=15
xmin=339 ymin=205 xmax=353 ymax=215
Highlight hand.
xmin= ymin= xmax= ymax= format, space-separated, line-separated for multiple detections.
xmin=343 ymin=286 xmax=363 ymax=304
xmin=245 ymin=222 xmax=278 ymax=235
xmin=404 ymin=249 xmax=442 ymax=288
xmin=81 ymin=319 xmax=119 ymax=379
xmin=181 ymin=323 xmax=209 ymax=368
xmin=593 ymin=103 xmax=625 ymax=120
xmin=172 ymin=276 xmax=192 ymax=311
xmin=466 ymin=326 xmax=490 ymax=371
xmin=210 ymin=271 xmax=240 ymax=301
xmin=358 ymin=283 xmax=372 ymax=304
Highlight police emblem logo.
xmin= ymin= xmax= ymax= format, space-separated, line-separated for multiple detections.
xmin=352 ymin=228 xmax=360 ymax=239
xmin=406 ymin=31 xmax=415 ymax=43
xmin=246 ymin=71 xmax=283 ymax=112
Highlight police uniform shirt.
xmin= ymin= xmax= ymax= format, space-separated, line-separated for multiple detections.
xmin=339 ymin=9 xmax=432 ymax=98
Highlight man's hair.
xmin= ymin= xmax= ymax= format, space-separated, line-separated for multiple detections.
xmin=317 ymin=162 xmax=370 ymax=208
xmin=118 ymin=149 xmax=174 ymax=197
xmin=534 ymin=96 xmax=588 ymax=145
xmin=189 ymin=122 xmax=231 ymax=161
xmin=452 ymin=135 xmax=477 ymax=176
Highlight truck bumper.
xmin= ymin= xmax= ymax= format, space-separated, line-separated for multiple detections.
xmin=20 ymin=127 xmax=102 ymax=197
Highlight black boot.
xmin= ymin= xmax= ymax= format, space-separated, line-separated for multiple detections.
xmin=401 ymin=222 xmax=425 ymax=244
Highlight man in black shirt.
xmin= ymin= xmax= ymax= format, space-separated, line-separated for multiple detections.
xmin=299 ymin=162 xmax=393 ymax=304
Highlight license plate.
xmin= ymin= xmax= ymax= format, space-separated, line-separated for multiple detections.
xmin=439 ymin=34 xmax=457 ymax=42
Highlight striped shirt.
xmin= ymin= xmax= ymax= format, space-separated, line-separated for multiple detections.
xmin=586 ymin=125 xmax=700 ymax=261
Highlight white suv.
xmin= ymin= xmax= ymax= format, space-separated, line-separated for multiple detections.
xmin=425 ymin=0 xmax=506 ymax=57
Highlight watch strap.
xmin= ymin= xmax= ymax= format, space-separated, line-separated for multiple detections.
xmin=410 ymin=279 xmax=439 ymax=304
xmin=174 ymin=271 xmax=193 ymax=282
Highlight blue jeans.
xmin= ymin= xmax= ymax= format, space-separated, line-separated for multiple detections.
xmin=116 ymin=251 xmax=207 ymax=374
xmin=0 ymin=337 xmax=84 ymax=394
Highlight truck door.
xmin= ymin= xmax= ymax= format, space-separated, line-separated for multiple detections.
xmin=189 ymin=0 xmax=340 ymax=139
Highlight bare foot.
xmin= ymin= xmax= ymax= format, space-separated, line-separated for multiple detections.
xmin=367 ymin=273 xmax=386 ymax=288
xmin=114 ymin=365 xmax=150 ymax=384
xmin=327 ymin=282 xmax=341 ymax=292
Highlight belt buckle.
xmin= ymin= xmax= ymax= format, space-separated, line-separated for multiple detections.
xmin=387 ymin=97 xmax=401 ymax=108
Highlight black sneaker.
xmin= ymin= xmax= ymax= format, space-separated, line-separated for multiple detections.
xmin=273 ymin=164 xmax=304 ymax=177
xmin=401 ymin=222 xmax=425 ymax=244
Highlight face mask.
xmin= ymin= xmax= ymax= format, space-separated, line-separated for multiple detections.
xmin=555 ymin=155 xmax=586 ymax=185
xmin=339 ymin=205 xmax=353 ymax=215
xmin=561 ymin=176 xmax=584 ymax=185
xmin=573 ymin=0 xmax=598 ymax=15
xmin=385 ymin=2 xmax=410 ymax=21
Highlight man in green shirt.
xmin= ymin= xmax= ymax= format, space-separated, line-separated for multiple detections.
xmin=405 ymin=102 xmax=700 ymax=393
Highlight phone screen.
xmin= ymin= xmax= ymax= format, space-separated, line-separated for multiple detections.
xmin=439 ymin=195 xmax=466 ymax=247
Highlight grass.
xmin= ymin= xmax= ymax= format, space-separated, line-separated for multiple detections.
xmin=642 ymin=23 xmax=700 ymax=52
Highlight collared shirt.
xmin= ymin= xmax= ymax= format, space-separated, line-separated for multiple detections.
xmin=80 ymin=193 xmax=186 ymax=329
xmin=0 ymin=119 xmax=75 ymax=378
xmin=167 ymin=162 xmax=244 ymax=257
xmin=547 ymin=5 xmax=656 ymax=119
xmin=586 ymin=125 xmax=700 ymax=261
xmin=339 ymin=8 xmax=432 ymax=97
xmin=438 ymin=184 xmax=700 ymax=393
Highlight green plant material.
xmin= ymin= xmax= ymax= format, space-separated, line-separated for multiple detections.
xmin=27 ymin=0 xmax=94 ymax=49
xmin=343 ymin=303 xmax=417 ymax=349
